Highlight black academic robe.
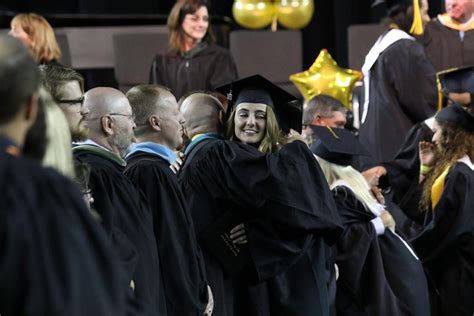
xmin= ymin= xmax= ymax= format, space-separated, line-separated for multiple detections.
xmin=376 ymin=120 xmax=435 ymax=239
xmin=179 ymin=138 xmax=343 ymax=316
xmin=412 ymin=161 xmax=474 ymax=316
xmin=380 ymin=120 xmax=434 ymax=211
xmin=73 ymin=145 xmax=163 ymax=315
xmin=359 ymin=38 xmax=438 ymax=165
xmin=149 ymin=43 xmax=238 ymax=99
xmin=419 ymin=18 xmax=474 ymax=72
xmin=0 ymin=149 xmax=126 ymax=315
xmin=124 ymin=152 xmax=208 ymax=316
xmin=332 ymin=186 xmax=430 ymax=316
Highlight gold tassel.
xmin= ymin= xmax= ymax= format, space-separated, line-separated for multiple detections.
xmin=436 ymin=74 xmax=443 ymax=111
xmin=410 ymin=0 xmax=424 ymax=35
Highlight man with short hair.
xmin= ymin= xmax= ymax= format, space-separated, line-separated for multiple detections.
xmin=39 ymin=64 xmax=89 ymax=141
xmin=0 ymin=35 xmax=126 ymax=315
xmin=124 ymin=85 xmax=212 ymax=316
xmin=302 ymin=94 xmax=348 ymax=144
xmin=74 ymin=87 xmax=163 ymax=315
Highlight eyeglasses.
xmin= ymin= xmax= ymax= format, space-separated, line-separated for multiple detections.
xmin=108 ymin=112 xmax=136 ymax=121
xmin=86 ymin=112 xmax=136 ymax=121
xmin=57 ymin=96 xmax=85 ymax=106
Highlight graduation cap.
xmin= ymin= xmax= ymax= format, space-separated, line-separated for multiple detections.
xmin=371 ymin=0 xmax=424 ymax=35
xmin=309 ymin=125 xmax=370 ymax=166
xmin=436 ymin=66 xmax=474 ymax=109
xmin=436 ymin=103 xmax=474 ymax=132
xmin=438 ymin=66 xmax=474 ymax=94
xmin=215 ymin=74 xmax=302 ymax=133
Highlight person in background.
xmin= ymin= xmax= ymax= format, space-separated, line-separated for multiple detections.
xmin=301 ymin=94 xmax=348 ymax=145
xmin=359 ymin=0 xmax=437 ymax=166
xmin=39 ymin=64 xmax=89 ymax=142
xmin=149 ymin=0 xmax=238 ymax=99
xmin=420 ymin=0 xmax=474 ymax=72
xmin=311 ymin=126 xmax=430 ymax=316
xmin=9 ymin=13 xmax=62 ymax=65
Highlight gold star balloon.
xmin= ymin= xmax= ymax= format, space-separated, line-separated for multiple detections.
xmin=290 ymin=49 xmax=362 ymax=109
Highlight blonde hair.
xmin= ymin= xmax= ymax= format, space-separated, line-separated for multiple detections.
xmin=11 ymin=13 xmax=62 ymax=63
xmin=39 ymin=87 xmax=75 ymax=179
xmin=317 ymin=156 xmax=380 ymax=214
xmin=226 ymin=105 xmax=286 ymax=153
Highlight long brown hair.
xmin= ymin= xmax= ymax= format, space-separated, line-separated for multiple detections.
xmin=167 ymin=0 xmax=215 ymax=54
xmin=11 ymin=13 xmax=62 ymax=63
xmin=420 ymin=120 xmax=474 ymax=210
xmin=226 ymin=105 xmax=286 ymax=153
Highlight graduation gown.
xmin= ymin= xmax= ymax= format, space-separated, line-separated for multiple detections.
xmin=0 ymin=143 xmax=126 ymax=315
xmin=412 ymin=159 xmax=474 ymax=316
xmin=124 ymin=151 xmax=208 ymax=316
xmin=380 ymin=119 xmax=434 ymax=211
xmin=419 ymin=17 xmax=474 ymax=72
xmin=359 ymin=33 xmax=438 ymax=166
xmin=332 ymin=185 xmax=430 ymax=316
xmin=73 ymin=144 xmax=163 ymax=315
xmin=179 ymin=138 xmax=343 ymax=316
xmin=149 ymin=42 xmax=238 ymax=99
xmin=375 ymin=119 xmax=435 ymax=239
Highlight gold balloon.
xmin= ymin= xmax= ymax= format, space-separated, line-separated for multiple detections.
xmin=276 ymin=0 xmax=314 ymax=29
xmin=232 ymin=0 xmax=275 ymax=29
xmin=290 ymin=49 xmax=363 ymax=109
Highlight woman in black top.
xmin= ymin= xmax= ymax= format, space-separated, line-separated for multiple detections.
xmin=150 ymin=0 xmax=238 ymax=99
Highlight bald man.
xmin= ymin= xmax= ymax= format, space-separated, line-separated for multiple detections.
xmin=73 ymin=87 xmax=164 ymax=315
xmin=179 ymin=93 xmax=342 ymax=316
xmin=124 ymin=85 xmax=212 ymax=315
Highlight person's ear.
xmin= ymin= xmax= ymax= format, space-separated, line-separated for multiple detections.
xmin=149 ymin=115 xmax=161 ymax=131
xmin=312 ymin=115 xmax=323 ymax=125
xmin=101 ymin=115 xmax=114 ymax=136
xmin=24 ymin=92 xmax=39 ymax=127
xmin=218 ymin=109 xmax=224 ymax=126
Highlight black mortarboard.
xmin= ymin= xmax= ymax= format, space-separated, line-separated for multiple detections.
xmin=215 ymin=74 xmax=302 ymax=133
xmin=309 ymin=125 xmax=370 ymax=166
xmin=438 ymin=66 xmax=474 ymax=94
xmin=436 ymin=103 xmax=474 ymax=132
xmin=436 ymin=66 xmax=474 ymax=108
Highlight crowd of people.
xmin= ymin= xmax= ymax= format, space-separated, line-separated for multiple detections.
xmin=1 ymin=0 xmax=473 ymax=315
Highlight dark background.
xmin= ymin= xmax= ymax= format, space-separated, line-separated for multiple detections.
xmin=0 ymin=0 xmax=444 ymax=68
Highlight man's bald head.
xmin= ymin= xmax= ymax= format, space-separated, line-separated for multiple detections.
xmin=84 ymin=87 xmax=135 ymax=157
xmin=0 ymin=35 xmax=39 ymax=125
xmin=84 ymin=87 xmax=130 ymax=118
xmin=180 ymin=93 xmax=225 ymax=138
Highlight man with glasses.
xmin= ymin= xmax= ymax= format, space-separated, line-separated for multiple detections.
xmin=73 ymin=87 xmax=164 ymax=315
xmin=39 ymin=64 xmax=89 ymax=141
